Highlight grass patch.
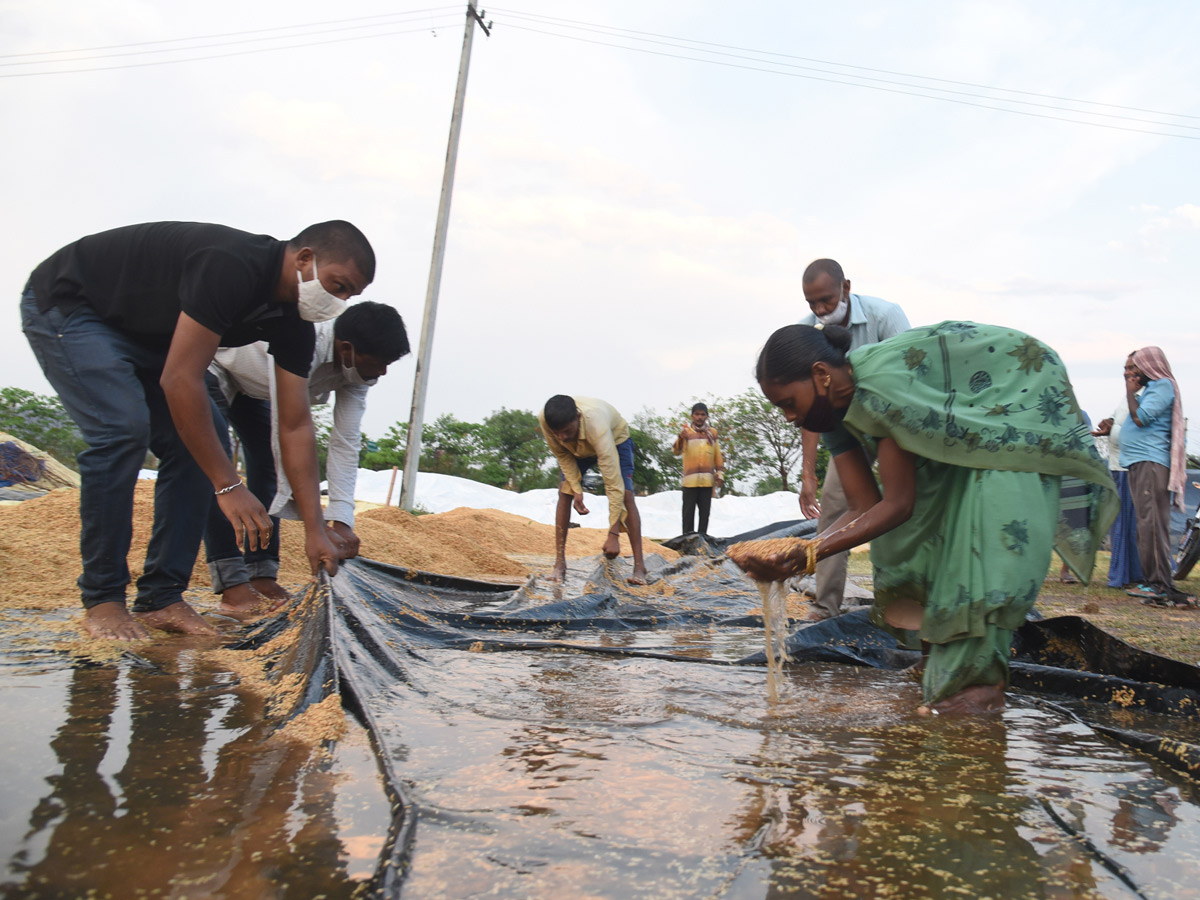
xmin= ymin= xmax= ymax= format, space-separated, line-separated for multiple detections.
xmin=844 ymin=548 xmax=1200 ymax=665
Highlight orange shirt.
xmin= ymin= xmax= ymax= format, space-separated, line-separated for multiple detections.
xmin=673 ymin=425 xmax=723 ymax=488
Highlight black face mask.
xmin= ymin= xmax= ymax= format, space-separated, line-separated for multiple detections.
xmin=802 ymin=386 xmax=848 ymax=433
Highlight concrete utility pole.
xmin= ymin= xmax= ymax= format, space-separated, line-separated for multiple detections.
xmin=399 ymin=0 xmax=490 ymax=511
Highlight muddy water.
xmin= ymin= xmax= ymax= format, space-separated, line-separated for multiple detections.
xmin=3 ymin=622 xmax=1200 ymax=898
xmin=369 ymin=641 xmax=1200 ymax=899
xmin=0 ymin=634 xmax=392 ymax=900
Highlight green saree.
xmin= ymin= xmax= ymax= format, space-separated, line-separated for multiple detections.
xmin=832 ymin=321 xmax=1117 ymax=705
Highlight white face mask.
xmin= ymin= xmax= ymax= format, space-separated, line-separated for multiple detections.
xmin=297 ymin=259 xmax=348 ymax=323
xmin=816 ymin=296 xmax=848 ymax=326
xmin=341 ymin=346 xmax=378 ymax=387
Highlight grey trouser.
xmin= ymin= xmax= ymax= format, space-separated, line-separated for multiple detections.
xmin=1128 ymin=460 xmax=1176 ymax=591
xmin=812 ymin=461 xmax=850 ymax=618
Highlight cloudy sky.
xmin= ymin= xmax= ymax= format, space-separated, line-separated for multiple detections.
xmin=3 ymin=1 xmax=1199 ymax=451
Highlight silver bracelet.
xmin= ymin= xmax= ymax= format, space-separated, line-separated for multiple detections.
xmin=214 ymin=481 xmax=243 ymax=496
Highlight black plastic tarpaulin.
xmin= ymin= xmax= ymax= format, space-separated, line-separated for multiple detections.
xmin=239 ymin=530 xmax=1200 ymax=897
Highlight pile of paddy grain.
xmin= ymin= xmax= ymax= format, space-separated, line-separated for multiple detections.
xmin=0 ymin=483 xmax=678 ymax=610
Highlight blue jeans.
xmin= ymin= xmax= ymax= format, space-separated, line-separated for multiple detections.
xmin=20 ymin=284 xmax=215 ymax=611
xmin=203 ymin=373 xmax=280 ymax=592
xmin=565 ymin=438 xmax=636 ymax=492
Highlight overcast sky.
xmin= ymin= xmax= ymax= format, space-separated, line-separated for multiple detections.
xmin=3 ymin=1 xmax=1198 ymax=451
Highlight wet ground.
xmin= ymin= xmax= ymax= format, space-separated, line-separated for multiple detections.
xmin=3 ymin=577 xmax=1200 ymax=899
xmin=0 ymin=618 xmax=393 ymax=900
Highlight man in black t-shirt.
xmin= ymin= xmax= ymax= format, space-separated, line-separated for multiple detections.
xmin=21 ymin=220 xmax=375 ymax=640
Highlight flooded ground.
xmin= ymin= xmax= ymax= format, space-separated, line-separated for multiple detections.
xmin=0 ymin=615 xmax=393 ymax=900
xmin=3 ymin=573 xmax=1200 ymax=899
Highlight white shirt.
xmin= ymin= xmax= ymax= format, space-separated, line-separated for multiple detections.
xmin=210 ymin=322 xmax=370 ymax=527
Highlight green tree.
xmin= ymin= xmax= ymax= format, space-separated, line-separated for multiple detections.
xmin=629 ymin=408 xmax=682 ymax=494
xmin=0 ymin=387 xmax=86 ymax=470
xmin=723 ymin=388 xmax=804 ymax=494
xmin=476 ymin=408 xmax=554 ymax=490
xmin=361 ymin=421 xmax=407 ymax=470
xmin=420 ymin=413 xmax=481 ymax=476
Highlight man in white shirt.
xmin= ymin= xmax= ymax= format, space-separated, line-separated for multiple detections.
xmin=797 ymin=258 xmax=911 ymax=620
xmin=204 ymin=300 xmax=409 ymax=618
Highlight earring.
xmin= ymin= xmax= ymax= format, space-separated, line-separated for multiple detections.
xmin=823 ymin=376 xmax=832 ymax=389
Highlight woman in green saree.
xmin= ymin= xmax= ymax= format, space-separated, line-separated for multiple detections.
xmin=737 ymin=321 xmax=1117 ymax=715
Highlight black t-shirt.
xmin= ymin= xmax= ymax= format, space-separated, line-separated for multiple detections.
xmin=30 ymin=221 xmax=314 ymax=377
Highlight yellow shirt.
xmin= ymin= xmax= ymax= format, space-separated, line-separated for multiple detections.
xmin=539 ymin=397 xmax=631 ymax=528
xmin=672 ymin=425 xmax=723 ymax=488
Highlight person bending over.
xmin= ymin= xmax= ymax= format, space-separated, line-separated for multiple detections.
xmin=21 ymin=220 xmax=374 ymax=639
xmin=733 ymin=321 xmax=1115 ymax=715
xmin=538 ymin=395 xmax=648 ymax=585
xmin=204 ymin=301 xmax=409 ymax=618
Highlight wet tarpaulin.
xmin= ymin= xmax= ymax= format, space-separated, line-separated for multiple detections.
xmin=242 ymin=540 xmax=1200 ymax=899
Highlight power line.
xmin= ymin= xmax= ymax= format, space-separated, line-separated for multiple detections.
xmin=495 ymin=18 xmax=1199 ymax=140
xmin=5 ymin=3 xmax=1195 ymax=141
xmin=0 ymin=7 xmax=460 ymax=60
xmin=0 ymin=20 xmax=462 ymax=78
xmin=492 ymin=7 xmax=1200 ymax=123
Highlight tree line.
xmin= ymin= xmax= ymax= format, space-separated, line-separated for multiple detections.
xmin=2 ymin=385 xmax=829 ymax=496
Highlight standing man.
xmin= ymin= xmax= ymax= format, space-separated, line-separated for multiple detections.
xmin=21 ymin=220 xmax=374 ymax=640
xmin=672 ymin=402 xmax=724 ymax=537
xmin=1117 ymin=348 xmax=1194 ymax=607
xmin=204 ymin=301 xmax=410 ymax=619
xmin=797 ymin=258 xmax=910 ymax=620
xmin=539 ymin=395 xmax=649 ymax=585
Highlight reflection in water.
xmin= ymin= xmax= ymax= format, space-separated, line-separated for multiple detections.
xmin=4 ymin=618 xmax=1200 ymax=898
xmin=0 ymin=646 xmax=390 ymax=899
xmin=734 ymin=717 xmax=1071 ymax=897
xmin=382 ymin=649 xmax=1200 ymax=898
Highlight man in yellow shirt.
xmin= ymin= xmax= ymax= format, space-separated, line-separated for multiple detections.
xmin=539 ymin=395 xmax=648 ymax=584
xmin=672 ymin=402 xmax=724 ymax=537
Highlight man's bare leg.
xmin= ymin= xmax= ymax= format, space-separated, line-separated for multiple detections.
xmin=624 ymin=490 xmax=648 ymax=585
xmin=917 ymin=683 xmax=1005 ymax=717
xmin=217 ymin=582 xmax=287 ymax=621
xmin=548 ymin=491 xmax=573 ymax=582
xmin=134 ymin=601 xmax=219 ymax=635
xmin=250 ymin=577 xmax=290 ymax=602
xmin=83 ymin=602 xmax=151 ymax=641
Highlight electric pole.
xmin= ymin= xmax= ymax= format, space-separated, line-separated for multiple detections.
xmin=399 ymin=0 xmax=490 ymax=511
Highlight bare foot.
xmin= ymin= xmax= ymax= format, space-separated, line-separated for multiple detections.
xmin=249 ymin=577 xmax=291 ymax=602
xmin=547 ymin=560 xmax=567 ymax=583
xmin=82 ymin=603 xmax=151 ymax=641
xmin=627 ymin=567 xmax=648 ymax=586
xmin=904 ymin=657 xmax=927 ymax=681
xmin=133 ymin=601 xmax=219 ymax=636
xmin=218 ymin=582 xmax=290 ymax=621
xmin=917 ymin=683 xmax=1005 ymax=717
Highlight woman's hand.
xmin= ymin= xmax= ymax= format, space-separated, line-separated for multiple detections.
xmin=727 ymin=538 xmax=818 ymax=581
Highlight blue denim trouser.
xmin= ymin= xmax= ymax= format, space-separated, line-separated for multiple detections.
xmin=203 ymin=372 xmax=281 ymax=592
xmin=20 ymin=284 xmax=215 ymax=611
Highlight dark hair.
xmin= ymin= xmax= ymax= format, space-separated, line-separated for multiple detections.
xmin=543 ymin=395 xmax=578 ymax=430
xmin=802 ymin=258 xmax=845 ymax=287
xmin=756 ymin=324 xmax=851 ymax=384
xmin=334 ymin=301 xmax=410 ymax=362
xmin=290 ymin=220 xmax=376 ymax=283
xmin=691 ymin=402 xmax=708 ymax=414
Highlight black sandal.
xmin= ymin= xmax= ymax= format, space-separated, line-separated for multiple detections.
xmin=1142 ymin=593 xmax=1199 ymax=609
